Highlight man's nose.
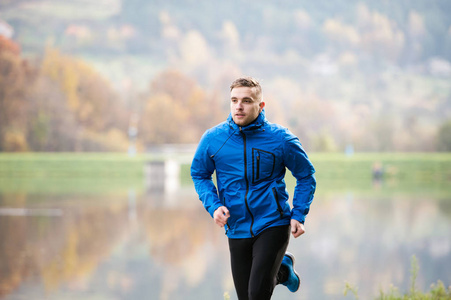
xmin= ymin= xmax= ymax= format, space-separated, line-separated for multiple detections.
xmin=236 ymin=101 xmax=243 ymax=110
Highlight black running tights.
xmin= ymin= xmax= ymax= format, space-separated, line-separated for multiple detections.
xmin=228 ymin=225 xmax=290 ymax=300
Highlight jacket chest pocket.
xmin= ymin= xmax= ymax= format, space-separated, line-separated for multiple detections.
xmin=252 ymin=148 xmax=276 ymax=184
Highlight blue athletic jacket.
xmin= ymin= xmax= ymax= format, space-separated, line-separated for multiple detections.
xmin=191 ymin=110 xmax=316 ymax=239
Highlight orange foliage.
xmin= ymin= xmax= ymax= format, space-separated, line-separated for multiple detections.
xmin=38 ymin=47 xmax=129 ymax=150
xmin=0 ymin=51 xmax=32 ymax=151
xmin=0 ymin=45 xmax=130 ymax=151
xmin=140 ymin=69 xmax=226 ymax=145
xmin=0 ymin=36 xmax=20 ymax=55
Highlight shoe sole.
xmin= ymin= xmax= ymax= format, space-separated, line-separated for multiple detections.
xmin=285 ymin=252 xmax=300 ymax=292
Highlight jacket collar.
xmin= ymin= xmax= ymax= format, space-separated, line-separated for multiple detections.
xmin=227 ymin=109 xmax=267 ymax=132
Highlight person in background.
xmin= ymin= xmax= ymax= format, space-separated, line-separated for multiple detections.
xmin=191 ymin=77 xmax=316 ymax=300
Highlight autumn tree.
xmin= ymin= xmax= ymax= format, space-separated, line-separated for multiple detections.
xmin=140 ymin=70 xmax=224 ymax=145
xmin=0 ymin=36 xmax=20 ymax=55
xmin=25 ymin=76 xmax=79 ymax=151
xmin=39 ymin=47 xmax=129 ymax=151
xmin=0 ymin=37 xmax=33 ymax=151
xmin=1 ymin=43 xmax=130 ymax=152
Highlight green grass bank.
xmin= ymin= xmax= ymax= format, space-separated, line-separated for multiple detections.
xmin=0 ymin=152 xmax=450 ymax=195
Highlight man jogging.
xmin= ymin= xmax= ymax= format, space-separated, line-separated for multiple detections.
xmin=191 ymin=77 xmax=316 ymax=299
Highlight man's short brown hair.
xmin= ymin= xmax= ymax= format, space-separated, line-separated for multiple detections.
xmin=230 ymin=77 xmax=262 ymax=101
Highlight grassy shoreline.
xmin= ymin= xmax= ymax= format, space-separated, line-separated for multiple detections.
xmin=0 ymin=152 xmax=450 ymax=195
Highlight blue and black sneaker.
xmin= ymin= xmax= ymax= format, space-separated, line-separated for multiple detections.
xmin=280 ymin=252 xmax=300 ymax=292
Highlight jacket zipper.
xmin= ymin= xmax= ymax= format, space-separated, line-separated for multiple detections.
xmin=240 ymin=127 xmax=255 ymax=237
xmin=272 ymin=187 xmax=284 ymax=219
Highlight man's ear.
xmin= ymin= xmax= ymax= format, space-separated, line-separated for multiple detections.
xmin=259 ymin=101 xmax=265 ymax=112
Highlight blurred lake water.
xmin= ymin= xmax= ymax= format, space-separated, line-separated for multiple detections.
xmin=0 ymin=154 xmax=450 ymax=300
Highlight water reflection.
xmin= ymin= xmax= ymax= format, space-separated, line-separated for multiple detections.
xmin=0 ymin=186 xmax=450 ymax=299
xmin=294 ymin=193 xmax=451 ymax=299
xmin=0 ymin=190 xmax=232 ymax=300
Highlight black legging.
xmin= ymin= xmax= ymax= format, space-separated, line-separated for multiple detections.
xmin=228 ymin=225 xmax=290 ymax=300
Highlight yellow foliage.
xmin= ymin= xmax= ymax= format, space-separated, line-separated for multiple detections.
xmin=187 ymin=86 xmax=210 ymax=121
xmin=41 ymin=47 xmax=81 ymax=111
xmin=39 ymin=230 xmax=80 ymax=291
xmin=62 ymin=61 xmax=80 ymax=111
xmin=3 ymin=129 xmax=28 ymax=151
xmin=142 ymin=93 xmax=189 ymax=144
xmin=81 ymin=128 xmax=129 ymax=151
xmin=41 ymin=47 xmax=117 ymax=132
xmin=79 ymin=101 xmax=94 ymax=122
xmin=141 ymin=69 xmax=226 ymax=145
xmin=0 ymin=52 xmax=30 ymax=151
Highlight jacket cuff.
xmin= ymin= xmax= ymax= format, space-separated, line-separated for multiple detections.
xmin=291 ymin=211 xmax=306 ymax=224
xmin=208 ymin=203 xmax=223 ymax=218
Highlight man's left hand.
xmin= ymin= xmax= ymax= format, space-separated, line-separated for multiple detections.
xmin=291 ymin=219 xmax=305 ymax=238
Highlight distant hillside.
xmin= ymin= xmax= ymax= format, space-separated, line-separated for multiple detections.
xmin=2 ymin=0 xmax=451 ymax=64
xmin=1 ymin=0 xmax=451 ymax=152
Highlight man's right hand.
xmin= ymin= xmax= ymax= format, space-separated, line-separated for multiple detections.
xmin=213 ymin=206 xmax=230 ymax=228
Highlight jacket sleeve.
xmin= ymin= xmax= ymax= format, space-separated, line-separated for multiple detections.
xmin=282 ymin=130 xmax=316 ymax=224
xmin=191 ymin=131 xmax=223 ymax=218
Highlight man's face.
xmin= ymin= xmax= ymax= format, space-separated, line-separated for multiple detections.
xmin=230 ymin=86 xmax=265 ymax=127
